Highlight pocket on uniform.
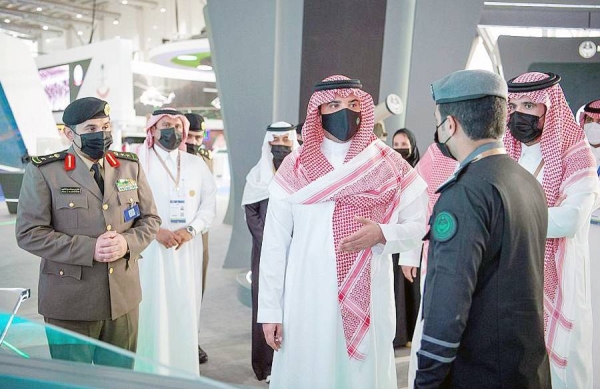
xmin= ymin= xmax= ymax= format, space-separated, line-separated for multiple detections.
xmin=41 ymin=260 xmax=82 ymax=280
xmin=117 ymin=190 xmax=140 ymax=206
xmin=53 ymin=194 xmax=89 ymax=228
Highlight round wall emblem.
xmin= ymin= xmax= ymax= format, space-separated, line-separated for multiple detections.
xmin=579 ymin=41 xmax=596 ymax=59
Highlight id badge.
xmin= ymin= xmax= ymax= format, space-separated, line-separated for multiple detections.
xmin=170 ymin=199 xmax=186 ymax=224
xmin=124 ymin=204 xmax=140 ymax=222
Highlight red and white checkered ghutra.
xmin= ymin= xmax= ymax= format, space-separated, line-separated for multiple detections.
xmin=503 ymin=72 xmax=597 ymax=368
xmin=274 ymin=75 xmax=418 ymax=360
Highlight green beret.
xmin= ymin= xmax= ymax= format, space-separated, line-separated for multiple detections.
xmin=431 ymin=70 xmax=507 ymax=104
xmin=185 ymin=113 xmax=206 ymax=132
xmin=62 ymin=97 xmax=110 ymax=127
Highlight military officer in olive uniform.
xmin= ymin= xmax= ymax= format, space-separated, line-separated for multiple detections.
xmin=16 ymin=97 xmax=161 ymax=368
xmin=414 ymin=70 xmax=551 ymax=388
xmin=183 ymin=112 xmax=213 ymax=364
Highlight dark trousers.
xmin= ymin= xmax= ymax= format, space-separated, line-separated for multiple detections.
xmin=245 ymin=200 xmax=273 ymax=380
xmin=44 ymin=306 xmax=138 ymax=369
xmin=392 ymin=254 xmax=421 ymax=347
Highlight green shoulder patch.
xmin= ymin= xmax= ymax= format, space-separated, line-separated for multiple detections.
xmin=30 ymin=150 xmax=68 ymax=166
xmin=199 ymin=148 xmax=212 ymax=160
xmin=112 ymin=151 xmax=139 ymax=162
xmin=432 ymin=211 xmax=458 ymax=242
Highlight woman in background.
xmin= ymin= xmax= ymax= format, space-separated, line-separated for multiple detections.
xmin=391 ymin=128 xmax=421 ymax=348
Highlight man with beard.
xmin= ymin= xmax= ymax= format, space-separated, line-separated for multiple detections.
xmin=258 ymin=76 xmax=427 ymax=389
xmin=16 ymin=97 xmax=161 ymax=368
xmin=505 ymin=72 xmax=600 ymax=388
xmin=135 ymin=108 xmax=216 ymax=375
xmin=241 ymin=121 xmax=299 ymax=382
xmin=184 ymin=112 xmax=213 ymax=364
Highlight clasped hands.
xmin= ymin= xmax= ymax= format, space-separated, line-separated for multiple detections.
xmin=338 ymin=216 xmax=386 ymax=253
xmin=94 ymin=231 xmax=128 ymax=262
xmin=156 ymin=228 xmax=193 ymax=250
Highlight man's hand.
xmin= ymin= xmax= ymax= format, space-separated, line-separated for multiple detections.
xmin=401 ymin=266 xmax=418 ymax=283
xmin=156 ymin=228 xmax=182 ymax=249
xmin=339 ymin=216 xmax=385 ymax=253
xmin=94 ymin=231 xmax=128 ymax=262
xmin=263 ymin=323 xmax=283 ymax=351
xmin=173 ymin=228 xmax=193 ymax=250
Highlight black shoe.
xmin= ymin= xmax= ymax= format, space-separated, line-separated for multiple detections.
xmin=198 ymin=346 xmax=208 ymax=364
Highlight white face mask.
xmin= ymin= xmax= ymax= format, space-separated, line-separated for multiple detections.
xmin=584 ymin=122 xmax=600 ymax=145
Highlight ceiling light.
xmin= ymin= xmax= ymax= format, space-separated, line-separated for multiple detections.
xmin=76 ymin=13 xmax=82 ymax=19
xmin=121 ymin=0 xmax=128 ymax=4
xmin=4 ymin=19 xmax=10 ymax=24
xmin=36 ymin=7 xmax=42 ymax=12
xmin=42 ymin=25 xmax=48 ymax=30
xmin=45 ymin=38 xmax=52 ymax=43
xmin=177 ymin=54 xmax=197 ymax=61
xmin=113 ymin=19 xmax=119 ymax=25
xmin=153 ymin=25 xmax=157 ymax=30
xmin=160 ymin=8 xmax=166 ymax=13
xmin=77 ymin=31 xmax=83 ymax=36
xmin=197 ymin=65 xmax=213 ymax=71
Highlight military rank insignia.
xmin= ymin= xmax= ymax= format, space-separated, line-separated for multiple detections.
xmin=432 ymin=211 xmax=457 ymax=242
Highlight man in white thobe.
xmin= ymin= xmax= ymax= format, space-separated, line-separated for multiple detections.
xmin=241 ymin=121 xmax=299 ymax=382
xmin=135 ymin=108 xmax=216 ymax=375
xmin=505 ymin=72 xmax=600 ymax=388
xmin=258 ymin=75 xmax=427 ymax=389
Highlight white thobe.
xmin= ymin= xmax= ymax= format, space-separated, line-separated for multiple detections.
xmin=258 ymin=138 xmax=427 ymax=389
xmin=587 ymin=146 xmax=600 ymax=387
xmin=135 ymin=146 xmax=216 ymax=375
xmin=520 ymin=142 xmax=598 ymax=389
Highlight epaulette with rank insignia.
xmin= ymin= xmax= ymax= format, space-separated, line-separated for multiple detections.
xmin=199 ymin=148 xmax=212 ymax=160
xmin=30 ymin=150 xmax=68 ymax=167
xmin=112 ymin=151 xmax=139 ymax=162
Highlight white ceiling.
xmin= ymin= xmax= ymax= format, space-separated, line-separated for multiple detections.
xmin=0 ymin=0 xmax=207 ymax=59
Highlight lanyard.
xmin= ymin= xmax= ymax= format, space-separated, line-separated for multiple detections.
xmin=533 ymin=159 xmax=545 ymax=179
xmin=469 ymin=147 xmax=506 ymax=164
xmin=153 ymin=148 xmax=181 ymax=190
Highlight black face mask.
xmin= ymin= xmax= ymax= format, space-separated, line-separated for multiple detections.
xmin=186 ymin=143 xmax=201 ymax=155
xmin=158 ymin=127 xmax=183 ymax=150
xmin=76 ymin=131 xmax=112 ymax=160
xmin=394 ymin=148 xmax=411 ymax=160
xmin=434 ymin=118 xmax=456 ymax=160
xmin=508 ymin=111 xmax=544 ymax=144
xmin=321 ymin=108 xmax=361 ymax=142
xmin=271 ymin=144 xmax=292 ymax=171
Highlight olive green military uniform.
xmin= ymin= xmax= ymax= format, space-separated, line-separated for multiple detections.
xmin=197 ymin=147 xmax=213 ymax=296
xmin=16 ymin=147 xmax=161 ymax=367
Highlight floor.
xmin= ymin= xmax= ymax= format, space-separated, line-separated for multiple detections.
xmin=0 ymin=177 xmax=412 ymax=388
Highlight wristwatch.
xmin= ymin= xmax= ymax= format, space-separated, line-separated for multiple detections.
xmin=186 ymin=225 xmax=196 ymax=237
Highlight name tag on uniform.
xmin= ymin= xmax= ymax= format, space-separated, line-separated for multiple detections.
xmin=116 ymin=178 xmax=138 ymax=192
xmin=61 ymin=187 xmax=81 ymax=194
xmin=170 ymin=199 xmax=186 ymax=223
xmin=124 ymin=204 xmax=140 ymax=222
